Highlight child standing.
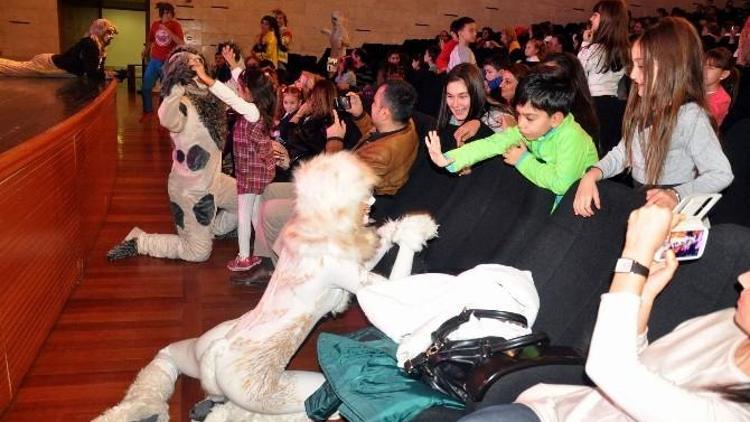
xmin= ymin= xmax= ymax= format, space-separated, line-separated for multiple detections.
xmin=426 ymin=70 xmax=599 ymax=207
xmin=574 ymin=17 xmax=734 ymax=217
xmin=704 ymin=47 xmax=739 ymax=128
xmin=193 ymin=49 xmax=277 ymax=271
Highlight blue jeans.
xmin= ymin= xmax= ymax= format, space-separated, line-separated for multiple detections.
xmin=458 ymin=404 xmax=541 ymax=422
xmin=142 ymin=58 xmax=164 ymax=113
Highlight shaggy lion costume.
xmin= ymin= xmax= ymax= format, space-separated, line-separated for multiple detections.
xmin=95 ymin=152 xmax=438 ymax=421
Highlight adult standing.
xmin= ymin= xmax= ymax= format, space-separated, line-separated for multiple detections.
xmin=577 ymin=0 xmax=629 ymax=155
xmin=141 ymin=2 xmax=184 ymax=120
xmin=272 ymin=9 xmax=292 ymax=70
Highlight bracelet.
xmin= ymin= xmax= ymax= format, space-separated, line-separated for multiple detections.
xmin=326 ymin=136 xmax=344 ymax=143
xmin=667 ymin=187 xmax=681 ymax=203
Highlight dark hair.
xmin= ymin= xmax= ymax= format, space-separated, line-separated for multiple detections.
xmin=437 ymin=63 xmax=486 ymax=130
xmin=261 ymin=15 xmax=285 ymax=53
xmin=379 ymin=80 xmax=417 ymax=124
xmin=590 ymin=0 xmax=630 ymax=73
xmin=705 ymin=47 xmax=740 ymax=105
xmin=514 ymin=71 xmax=575 ymax=116
xmin=240 ymin=69 xmax=277 ymax=130
xmin=156 ymin=2 xmax=175 ymax=17
xmin=483 ymin=52 xmax=509 ymax=71
xmin=425 ymin=45 xmax=441 ymax=63
xmin=450 ymin=17 xmax=476 ymax=35
xmin=541 ymin=52 xmax=600 ymax=141
xmin=216 ymin=41 xmax=241 ymax=61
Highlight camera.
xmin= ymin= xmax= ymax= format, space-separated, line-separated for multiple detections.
xmin=335 ymin=95 xmax=351 ymax=111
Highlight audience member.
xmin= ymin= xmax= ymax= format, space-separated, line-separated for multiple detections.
xmin=541 ymin=52 xmax=600 ymax=145
xmin=460 ymin=205 xmax=750 ymax=422
xmin=327 ymin=80 xmax=420 ymax=195
xmin=334 ymin=56 xmax=357 ymax=92
xmin=272 ymin=9 xmax=292 ymax=69
xmin=428 ymin=69 xmax=598 ymax=207
xmin=705 ymin=47 xmax=740 ymax=127
xmin=575 ymin=17 xmax=734 ymax=217
xmin=578 ymin=0 xmax=630 ymax=155
xmin=500 ymin=63 xmax=530 ymax=104
xmin=141 ymin=2 xmax=184 ymax=119
xmin=524 ymin=39 xmax=545 ymax=64
xmin=482 ymin=54 xmax=508 ymax=102
xmin=254 ymin=15 xmax=282 ymax=68
xmin=448 ymin=17 xmax=478 ymax=71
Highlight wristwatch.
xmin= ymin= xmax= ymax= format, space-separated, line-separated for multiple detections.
xmin=614 ymin=258 xmax=650 ymax=277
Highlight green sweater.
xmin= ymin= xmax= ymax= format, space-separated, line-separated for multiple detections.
xmin=445 ymin=114 xmax=598 ymax=197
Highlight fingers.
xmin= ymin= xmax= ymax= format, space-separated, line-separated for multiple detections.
xmin=331 ymin=109 xmax=340 ymax=125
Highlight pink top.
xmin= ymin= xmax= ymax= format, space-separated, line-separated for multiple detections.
xmin=707 ymin=86 xmax=731 ymax=127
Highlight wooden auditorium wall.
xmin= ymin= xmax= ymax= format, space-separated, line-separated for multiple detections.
xmin=153 ymin=0 xmax=703 ymax=58
xmin=0 ymin=0 xmax=717 ymax=59
xmin=0 ymin=81 xmax=117 ymax=412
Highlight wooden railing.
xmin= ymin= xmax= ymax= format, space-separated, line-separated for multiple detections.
xmin=0 ymin=80 xmax=118 ymax=413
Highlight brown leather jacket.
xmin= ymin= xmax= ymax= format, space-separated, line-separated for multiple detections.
xmin=351 ymin=113 xmax=418 ymax=195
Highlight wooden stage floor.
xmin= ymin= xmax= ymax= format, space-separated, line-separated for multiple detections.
xmin=1 ymin=85 xmax=369 ymax=421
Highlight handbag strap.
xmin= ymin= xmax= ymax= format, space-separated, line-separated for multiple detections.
xmin=431 ymin=309 xmax=528 ymax=344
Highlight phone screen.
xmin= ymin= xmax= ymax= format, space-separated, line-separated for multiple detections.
xmin=669 ymin=230 xmax=707 ymax=260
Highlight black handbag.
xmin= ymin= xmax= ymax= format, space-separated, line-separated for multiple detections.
xmin=404 ymin=308 xmax=584 ymax=403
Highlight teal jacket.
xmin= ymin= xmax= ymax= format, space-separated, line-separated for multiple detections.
xmin=445 ymin=114 xmax=598 ymax=198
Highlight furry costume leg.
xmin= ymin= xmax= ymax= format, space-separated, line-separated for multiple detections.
xmin=0 ymin=54 xmax=73 ymax=77
xmin=93 ymin=355 xmax=178 ymax=422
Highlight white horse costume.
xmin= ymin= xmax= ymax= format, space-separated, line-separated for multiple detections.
xmin=95 ymin=152 xmax=438 ymax=422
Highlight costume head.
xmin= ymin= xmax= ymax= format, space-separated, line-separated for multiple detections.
xmin=280 ymin=152 xmax=379 ymax=262
xmin=88 ymin=18 xmax=118 ymax=46
xmin=161 ymin=46 xmax=227 ymax=150
xmin=331 ymin=11 xmax=345 ymax=27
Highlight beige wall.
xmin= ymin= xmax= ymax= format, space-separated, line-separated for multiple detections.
xmin=0 ymin=0 xmax=59 ymax=59
xmin=0 ymin=0 xmax=712 ymax=60
xmin=156 ymin=0 xmax=704 ymax=59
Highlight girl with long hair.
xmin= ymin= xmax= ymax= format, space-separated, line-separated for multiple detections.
xmin=574 ymin=17 xmax=733 ymax=217
xmin=578 ymin=0 xmax=630 ymax=155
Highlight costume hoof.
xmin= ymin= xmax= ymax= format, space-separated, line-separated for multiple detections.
xmin=137 ymin=415 xmax=159 ymax=422
xmin=106 ymin=239 xmax=138 ymax=261
xmin=93 ymin=400 xmax=168 ymax=422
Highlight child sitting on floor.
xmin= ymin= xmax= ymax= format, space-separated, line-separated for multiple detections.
xmin=426 ymin=70 xmax=599 ymax=207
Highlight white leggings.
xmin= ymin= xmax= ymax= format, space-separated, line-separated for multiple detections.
xmin=237 ymin=193 xmax=261 ymax=258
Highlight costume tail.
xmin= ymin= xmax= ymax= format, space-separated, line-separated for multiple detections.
xmin=93 ymin=356 xmax=178 ymax=422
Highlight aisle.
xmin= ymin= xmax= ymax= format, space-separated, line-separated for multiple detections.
xmin=2 ymin=86 xmax=368 ymax=421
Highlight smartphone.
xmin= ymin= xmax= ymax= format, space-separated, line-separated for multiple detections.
xmin=335 ymin=95 xmax=351 ymax=110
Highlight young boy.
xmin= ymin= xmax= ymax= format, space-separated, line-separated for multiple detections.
xmin=426 ymin=71 xmax=598 ymax=206
xmin=447 ymin=17 xmax=477 ymax=71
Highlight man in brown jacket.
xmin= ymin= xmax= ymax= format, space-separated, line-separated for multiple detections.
xmin=326 ymin=79 xmax=419 ymax=195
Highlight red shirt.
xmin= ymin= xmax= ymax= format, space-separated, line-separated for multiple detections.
xmin=707 ymin=86 xmax=731 ymax=127
xmin=148 ymin=20 xmax=184 ymax=61
xmin=436 ymin=39 xmax=457 ymax=73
